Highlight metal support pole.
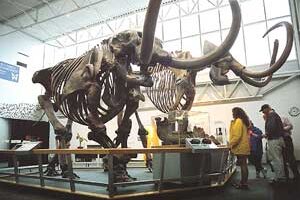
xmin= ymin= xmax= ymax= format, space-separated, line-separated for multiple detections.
xmin=218 ymin=150 xmax=226 ymax=184
xmin=158 ymin=152 xmax=166 ymax=191
xmin=66 ymin=154 xmax=75 ymax=192
xmin=37 ymin=154 xmax=45 ymax=187
xmin=12 ymin=155 xmax=19 ymax=184
xmin=108 ymin=154 xmax=115 ymax=197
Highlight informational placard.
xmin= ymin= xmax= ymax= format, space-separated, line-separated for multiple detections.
xmin=0 ymin=61 xmax=19 ymax=82
xmin=13 ymin=141 xmax=41 ymax=151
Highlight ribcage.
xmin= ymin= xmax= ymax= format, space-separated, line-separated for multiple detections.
xmin=146 ymin=64 xmax=188 ymax=113
xmin=50 ymin=51 xmax=125 ymax=126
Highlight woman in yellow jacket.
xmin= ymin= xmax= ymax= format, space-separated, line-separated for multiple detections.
xmin=230 ymin=107 xmax=250 ymax=189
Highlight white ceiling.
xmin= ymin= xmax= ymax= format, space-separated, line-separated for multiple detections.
xmin=0 ymin=0 xmax=176 ymax=42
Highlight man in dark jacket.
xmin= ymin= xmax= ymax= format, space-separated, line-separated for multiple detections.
xmin=260 ymin=104 xmax=286 ymax=183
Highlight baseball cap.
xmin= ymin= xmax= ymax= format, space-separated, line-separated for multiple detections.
xmin=259 ymin=104 xmax=270 ymax=112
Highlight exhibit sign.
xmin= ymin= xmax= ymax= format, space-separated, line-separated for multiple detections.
xmin=0 ymin=61 xmax=19 ymax=82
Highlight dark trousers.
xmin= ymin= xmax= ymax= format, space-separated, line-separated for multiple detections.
xmin=283 ymin=136 xmax=300 ymax=179
xmin=249 ymin=152 xmax=263 ymax=172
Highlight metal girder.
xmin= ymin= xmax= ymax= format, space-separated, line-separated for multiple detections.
xmin=0 ymin=0 xmax=111 ymax=39
xmin=0 ymin=14 xmax=44 ymax=42
xmin=195 ymin=71 xmax=300 ymax=104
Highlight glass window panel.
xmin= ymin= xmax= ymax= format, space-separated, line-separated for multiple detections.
xmin=241 ymin=0 xmax=265 ymax=24
xmin=77 ymin=29 xmax=89 ymax=42
xmin=54 ymin=48 xmax=65 ymax=63
xmin=65 ymin=46 xmax=76 ymax=59
xmin=127 ymin=14 xmax=137 ymax=29
xmin=267 ymin=17 xmax=296 ymax=61
xmin=137 ymin=11 xmax=146 ymax=27
xmin=200 ymin=9 xmax=219 ymax=33
xmin=244 ymin=23 xmax=270 ymax=66
xmin=196 ymin=68 xmax=210 ymax=83
xmin=102 ymin=24 xmax=114 ymax=36
xmin=56 ymin=35 xmax=74 ymax=46
xmin=201 ymin=31 xmax=221 ymax=50
xmin=180 ymin=0 xmax=199 ymax=16
xmin=155 ymin=23 xmax=163 ymax=40
xmin=198 ymin=0 xmax=215 ymax=11
xmin=163 ymin=40 xmax=181 ymax=53
xmin=44 ymin=45 xmax=56 ymax=68
xmin=162 ymin=4 xmax=179 ymax=20
xmin=222 ymin=29 xmax=246 ymax=65
xmin=182 ymin=36 xmax=202 ymax=56
xmin=180 ymin=0 xmax=190 ymax=16
xmin=265 ymin=0 xmax=290 ymax=19
xmin=88 ymin=25 xmax=102 ymax=38
xmin=219 ymin=5 xmax=232 ymax=29
xmin=181 ymin=14 xmax=199 ymax=37
xmin=163 ymin=19 xmax=181 ymax=41
xmin=76 ymin=42 xmax=89 ymax=56
xmin=89 ymin=39 xmax=100 ymax=49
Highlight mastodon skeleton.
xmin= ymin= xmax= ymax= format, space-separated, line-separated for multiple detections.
xmin=32 ymin=0 xmax=293 ymax=182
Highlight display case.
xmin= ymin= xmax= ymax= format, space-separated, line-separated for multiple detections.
xmin=152 ymin=110 xmax=211 ymax=145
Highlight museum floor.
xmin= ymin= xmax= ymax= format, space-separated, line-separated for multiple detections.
xmin=0 ymin=164 xmax=299 ymax=200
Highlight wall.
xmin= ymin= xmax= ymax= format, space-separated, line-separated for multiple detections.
xmin=0 ymin=32 xmax=45 ymax=104
xmin=0 ymin=32 xmax=47 ymax=150
xmin=0 ymin=118 xmax=10 ymax=149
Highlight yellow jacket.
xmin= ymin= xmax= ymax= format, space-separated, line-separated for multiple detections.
xmin=229 ymin=118 xmax=250 ymax=155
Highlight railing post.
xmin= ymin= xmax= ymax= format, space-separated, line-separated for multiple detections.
xmin=108 ymin=154 xmax=115 ymax=197
xmin=12 ymin=154 xmax=19 ymax=184
xmin=37 ymin=154 xmax=45 ymax=187
xmin=158 ymin=152 xmax=166 ymax=191
xmin=66 ymin=153 xmax=76 ymax=192
xmin=218 ymin=150 xmax=226 ymax=184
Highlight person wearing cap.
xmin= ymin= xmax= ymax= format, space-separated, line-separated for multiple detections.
xmin=281 ymin=116 xmax=300 ymax=181
xmin=259 ymin=104 xmax=286 ymax=184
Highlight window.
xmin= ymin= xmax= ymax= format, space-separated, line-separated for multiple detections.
xmin=182 ymin=36 xmax=201 ymax=56
xmin=181 ymin=14 xmax=199 ymax=37
xmin=163 ymin=19 xmax=181 ymax=41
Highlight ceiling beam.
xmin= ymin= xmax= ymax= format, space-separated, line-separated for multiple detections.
xmin=0 ymin=0 xmax=110 ymax=39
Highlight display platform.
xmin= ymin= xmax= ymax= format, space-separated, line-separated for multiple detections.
xmin=0 ymin=147 xmax=236 ymax=199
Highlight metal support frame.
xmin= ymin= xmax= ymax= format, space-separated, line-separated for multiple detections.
xmin=107 ymin=154 xmax=115 ymax=197
xmin=37 ymin=154 xmax=45 ymax=187
xmin=158 ymin=152 xmax=166 ymax=191
xmin=0 ymin=148 xmax=236 ymax=198
xmin=66 ymin=153 xmax=76 ymax=192
xmin=12 ymin=155 xmax=19 ymax=184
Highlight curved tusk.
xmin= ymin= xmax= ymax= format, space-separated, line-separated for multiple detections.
xmin=166 ymin=0 xmax=241 ymax=70
xmin=230 ymin=22 xmax=293 ymax=78
xmin=237 ymin=39 xmax=279 ymax=87
xmin=140 ymin=0 xmax=162 ymax=65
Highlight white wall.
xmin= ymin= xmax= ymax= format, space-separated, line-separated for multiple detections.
xmin=0 ymin=32 xmax=45 ymax=104
xmin=0 ymin=118 xmax=10 ymax=149
xmin=0 ymin=32 xmax=48 ymax=150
